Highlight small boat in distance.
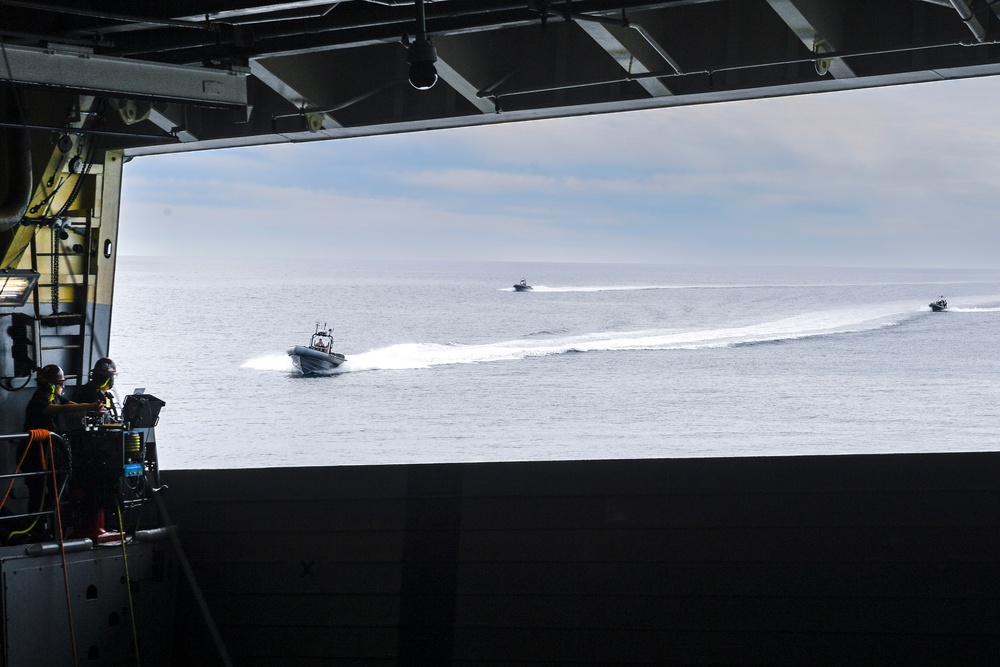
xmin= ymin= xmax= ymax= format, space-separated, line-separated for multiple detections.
xmin=929 ymin=296 xmax=948 ymax=312
xmin=288 ymin=323 xmax=347 ymax=375
xmin=513 ymin=278 xmax=532 ymax=292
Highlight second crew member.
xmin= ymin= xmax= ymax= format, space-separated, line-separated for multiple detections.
xmin=77 ymin=357 xmax=119 ymax=422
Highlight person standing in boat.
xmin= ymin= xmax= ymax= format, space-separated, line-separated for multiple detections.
xmin=77 ymin=357 xmax=120 ymax=423
xmin=18 ymin=365 xmax=105 ymax=537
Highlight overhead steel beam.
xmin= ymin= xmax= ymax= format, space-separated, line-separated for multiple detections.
xmin=432 ymin=39 xmax=510 ymax=114
xmin=0 ymin=43 xmax=247 ymax=107
xmin=146 ymin=106 xmax=200 ymax=142
xmin=946 ymin=0 xmax=987 ymax=42
xmin=577 ymin=22 xmax=674 ymax=97
xmin=435 ymin=58 xmax=499 ymax=114
xmin=249 ymin=58 xmax=346 ymax=132
xmin=766 ymin=0 xmax=856 ymax=79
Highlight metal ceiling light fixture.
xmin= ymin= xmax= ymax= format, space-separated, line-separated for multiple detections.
xmin=407 ymin=0 xmax=438 ymax=90
xmin=0 ymin=269 xmax=40 ymax=307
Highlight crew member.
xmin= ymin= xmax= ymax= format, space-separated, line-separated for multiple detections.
xmin=22 ymin=364 xmax=105 ymax=433
xmin=72 ymin=358 xmax=127 ymax=539
xmin=78 ymin=357 xmax=119 ymax=422
xmin=18 ymin=365 xmax=105 ymax=537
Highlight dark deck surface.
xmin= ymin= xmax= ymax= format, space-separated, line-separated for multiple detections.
xmin=162 ymin=452 xmax=1000 ymax=666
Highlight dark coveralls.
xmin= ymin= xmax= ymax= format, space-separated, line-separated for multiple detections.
xmin=77 ymin=381 xmax=119 ymax=422
xmin=19 ymin=387 xmax=71 ymax=520
xmin=70 ymin=382 xmax=120 ymax=535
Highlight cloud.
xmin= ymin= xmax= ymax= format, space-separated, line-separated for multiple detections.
xmin=118 ymin=77 xmax=1000 ymax=268
xmin=399 ymin=168 xmax=563 ymax=193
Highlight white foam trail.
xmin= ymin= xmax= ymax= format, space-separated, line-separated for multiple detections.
xmin=334 ymin=303 xmax=913 ymax=372
xmin=242 ymin=303 xmax=921 ymax=374
xmin=501 ymin=285 xmax=684 ymax=293
xmin=503 ymin=282 xmax=1000 ymax=293
xmin=242 ymin=354 xmax=295 ymax=371
xmin=950 ymin=306 xmax=1000 ymax=312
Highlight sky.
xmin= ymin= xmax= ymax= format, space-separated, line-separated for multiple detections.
xmin=118 ymin=76 xmax=1000 ymax=270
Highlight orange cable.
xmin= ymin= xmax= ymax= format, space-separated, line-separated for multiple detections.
xmin=46 ymin=434 xmax=79 ymax=666
xmin=0 ymin=429 xmax=46 ymax=512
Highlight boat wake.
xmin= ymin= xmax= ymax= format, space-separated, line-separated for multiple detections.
xmin=239 ymin=303 xmax=930 ymax=375
xmin=502 ymin=282 xmax=983 ymax=293
xmin=503 ymin=285 xmax=684 ymax=293
xmin=239 ymin=303 xmax=913 ymax=374
xmin=241 ymin=355 xmax=296 ymax=372
xmin=949 ymin=306 xmax=1000 ymax=312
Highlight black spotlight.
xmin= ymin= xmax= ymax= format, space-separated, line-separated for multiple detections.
xmin=407 ymin=0 xmax=437 ymax=91
xmin=408 ymin=38 xmax=438 ymax=90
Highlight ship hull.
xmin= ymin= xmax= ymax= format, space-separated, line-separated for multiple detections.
xmin=288 ymin=345 xmax=346 ymax=375
xmin=161 ymin=451 xmax=1000 ymax=666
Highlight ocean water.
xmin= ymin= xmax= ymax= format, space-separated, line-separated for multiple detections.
xmin=110 ymin=258 xmax=1000 ymax=471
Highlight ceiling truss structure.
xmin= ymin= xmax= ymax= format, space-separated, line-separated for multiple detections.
xmin=1 ymin=0 xmax=1000 ymax=156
